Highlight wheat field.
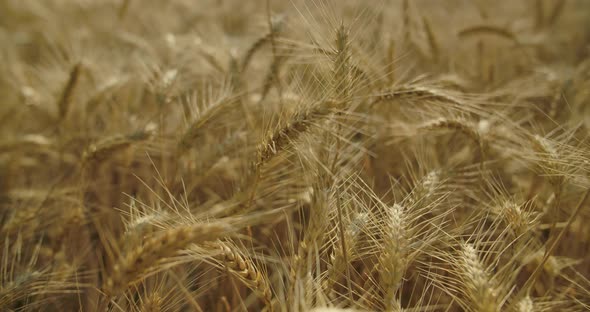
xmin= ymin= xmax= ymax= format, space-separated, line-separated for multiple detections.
xmin=1 ymin=0 xmax=590 ymax=311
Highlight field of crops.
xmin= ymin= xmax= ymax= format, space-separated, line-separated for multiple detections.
xmin=1 ymin=0 xmax=590 ymax=311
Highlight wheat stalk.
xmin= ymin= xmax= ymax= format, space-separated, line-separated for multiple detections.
xmin=419 ymin=118 xmax=486 ymax=169
xmin=457 ymin=243 xmax=501 ymax=312
xmin=324 ymin=212 xmax=366 ymax=299
xmin=82 ymin=130 xmax=152 ymax=167
xmin=2 ymin=1 xmax=590 ymax=311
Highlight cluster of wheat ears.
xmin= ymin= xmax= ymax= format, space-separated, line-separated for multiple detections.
xmin=1 ymin=0 xmax=590 ymax=311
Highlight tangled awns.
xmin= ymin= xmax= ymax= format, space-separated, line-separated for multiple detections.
xmin=2 ymin=0 xmax=590 ymax=311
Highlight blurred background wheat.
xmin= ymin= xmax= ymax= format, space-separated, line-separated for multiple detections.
xmin=1 ymin=0 xmax=590 ymax=311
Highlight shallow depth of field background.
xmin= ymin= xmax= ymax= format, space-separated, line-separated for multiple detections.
xmin=1 ymin=0 xmax=590 ymax=311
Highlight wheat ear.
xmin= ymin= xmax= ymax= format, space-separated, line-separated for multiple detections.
xmin=257 ymin=100 xmax=339 ymax=167
xmin=245 ymin=99 xmax=338 ymax=212
xmin=419 ymin=118 xmax=486 ymax=169
xmin=197 ymin=46 xmax=225 ymax=73
xmin=458 ymin=243 xmax=501 ymax=312
xmin=105 ymin=222 xmax=231 ymax=295
xmin=547 ymin=0 xmax=566 ymax=26
xmin=0 ymin=270 xmax=46 ymax=310
xmin=82 ymin=130 xmax=152 ymax=167
xmin=535 ymin=0 xmax=545 ymax=29
xmin=242 ymin=32 xmax=273 ymax=72
xmin=514 ymin=189 xmax=590 ymax=303
xmin=422 ymin=15 xmax=439 ymax=62
xmin=216 ymin=243 xmax=273 ymax=311
xmin=139 ymin=293 xmax=163 ymax=312
xmin=241 ymin=15 xmax=284 ymax=72
xmin=379 ymin=203 xmax=408 ymax=311
xmin=177 ymin=95 xmax=233 ymax=152
xmin=57 ymin=62 xmax=82 ymax=121
xmin=325 ymin=212 xmax=366 ymax=299
xmin=516 ymin=296 xmax=534 ymax=312
xmin=386 ymin=39 xmax=396 ymax=85
xmin=259 ymin=54 xmax=287 ymax=102
xmin=458 ymin=25 xmax=519 ymax=44
xmin=290 ymin=184 xmax=331 ymax=305
xmin=402 ymin=0 xmax=411 ymax=45
xmin=332 ymin=24 xmax=351 ymax=100
xmin=328 ymin=23 xmax=355 ymax=301
xmin=530 ymin=134 xmax=564 ymax=244
xmin=370 ymin=84 xmax=462 ymax=107
xmin=118 ymin=0 xmax=131 ymax=20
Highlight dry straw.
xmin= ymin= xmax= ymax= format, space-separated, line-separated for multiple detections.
xmin=2 ymin=1 xmax=590 ymax=311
